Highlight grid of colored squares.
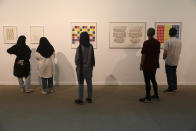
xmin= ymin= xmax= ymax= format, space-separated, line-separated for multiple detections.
xmin=156 ymin=25 xmax=180 ymax=43
xmin=72 ymin=26 xmax=96 ymax=44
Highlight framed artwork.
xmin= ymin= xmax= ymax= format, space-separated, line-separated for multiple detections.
xmin=3 ymin=26 xmax=18 ymax=44
xmin=155 ymin=22 xmax=182 ymax=45
xmin=30 ymin=26 xmax=44 ymax=44
xmin=71 ymin=22 xmax=97 ymax=48
xmin=109 ymin=22 xmax=146 ymax=49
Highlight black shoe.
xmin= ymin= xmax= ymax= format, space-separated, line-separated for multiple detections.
xmin=75 ymin=99 xmax=84 ymax=105
xmin=151 ymin=95 xmax=160 ymax=101
xmin=139 ymin=97 xmax=151 ymax=103
xmin=164 ymin=89 xmax=174 ymax=93
xmin=86 ymin=98 xmax=92 ymax=103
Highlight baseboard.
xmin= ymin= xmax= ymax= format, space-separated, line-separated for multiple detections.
xmin=0 ymin=81 xmax=195 ymax=86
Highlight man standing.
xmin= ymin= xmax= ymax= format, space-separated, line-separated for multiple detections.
xmin=163 ymin=28 xmax=182 ymax=92
xmin=139 ymin=28 xmax=160 ymax=102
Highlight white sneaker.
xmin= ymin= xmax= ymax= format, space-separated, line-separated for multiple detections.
xmin=25 ymin=89 xmax=33 ymax=93
xmin=49 ymin=89 xmax=55 ymax=93
xmin=42 ymin=90 xmax=48 ymax=95
xmin=20 ymin=88 xmax=25 ymax=93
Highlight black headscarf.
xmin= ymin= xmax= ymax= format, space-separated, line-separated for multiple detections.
xmin=16 ymin=35 xmax=27 ymax=49
xmin=14 ymin=35 xmax=31 ymax=58
xmin=36 ymin=37 xmax=54 ymax=58
xmin=79 ymin=32 xmax=90 ymax=47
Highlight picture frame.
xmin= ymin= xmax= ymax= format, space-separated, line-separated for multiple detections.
xmin=30 ymin=26 xmax=44 ymax=44
xmin=71 ymin=22 xmax=97 ymax=49
xmin=155 ymin=22 xmax=182 ymax=46
xmin=109 ymin=22 xmax=146 ymax=49
xmin=3 ymin=26 xmax=18 ymax=44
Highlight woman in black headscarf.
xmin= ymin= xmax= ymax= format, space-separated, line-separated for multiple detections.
xmin=7 ymin=35 xmax=32 ymax=93
xmin=35 ymin=37 xmax=55 ymax=95
xmin=75 ymin=32 xmax=95 ymax=104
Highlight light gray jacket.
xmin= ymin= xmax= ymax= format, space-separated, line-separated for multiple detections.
xmin=35 ymin=52 xmax=55 ymax=78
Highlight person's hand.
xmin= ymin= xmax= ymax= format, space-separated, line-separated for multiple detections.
xmin=17 ymin=60 xmax=24 ymax=66
xmin=163 ymin=54 xmax=167 ymax=60
xmin=140 ymin=64 xmax=143 ymax=71
xmin=163 ymin=50 xmax=167 ymax=60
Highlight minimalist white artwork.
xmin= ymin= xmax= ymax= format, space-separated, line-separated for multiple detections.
xmin=71 ymin=22 xmax=97 ymax=48
xmin=110 ymin=22 xmax=146 ymax=49
xmin=3 ymin=26 xmax=18 ymax=44
xmin=30 ymin=26 xmax=44 ymax=44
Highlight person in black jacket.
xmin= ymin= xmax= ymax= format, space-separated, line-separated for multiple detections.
xmin=75 ymin=32 xmax=95 ymax=104
xmin=7 ymin=35 xmax=32 ymax=93
xmin=139 ymin=28 xmax=160 ymax=102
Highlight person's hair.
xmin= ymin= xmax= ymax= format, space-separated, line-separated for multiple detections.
xmin=147 ymin=28 xmax=155 ymax=38
xmin=169 ymin=28 xmax=177 ymax=37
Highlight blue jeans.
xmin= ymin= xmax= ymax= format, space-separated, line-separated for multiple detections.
xmin=78 ymin=77 xmax=93 ymax=100
xmin=165 ymin=64 xmax=177 ymax=90
xmin=41 ymin=77 xmax=53 ymax=90
xmin=18 ymin=75 xmax=31 ymax=89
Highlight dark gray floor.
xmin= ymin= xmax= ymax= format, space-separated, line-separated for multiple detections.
xmin=0 ymin=85 xmax=196 ymax=131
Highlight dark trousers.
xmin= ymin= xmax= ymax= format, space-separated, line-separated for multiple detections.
xmin=78 ymin=77 xmax=93 ymax=100
xmin=165 ymin=64 xmax=177 ymax=90
xmin=41 ymin=77 xmax=53 ymax=90
xmin=143 ymin=69 xmax=158 ymax=98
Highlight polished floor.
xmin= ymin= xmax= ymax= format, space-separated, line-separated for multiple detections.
xmin=0 ymin=85 xmax=196 ymax=131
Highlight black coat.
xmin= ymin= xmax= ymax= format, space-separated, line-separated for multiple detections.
xmin=7 ymin=45 xmax=31 ymax=77
xmin=75 ymin=44 xmax=95 ymax=80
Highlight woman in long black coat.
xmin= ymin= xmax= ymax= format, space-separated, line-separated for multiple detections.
xmin=7 ymin=35 xmax=32 ymax=93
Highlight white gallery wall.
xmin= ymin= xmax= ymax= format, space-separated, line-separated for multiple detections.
xmin=0 ymin=0 xmax=196 ymax=85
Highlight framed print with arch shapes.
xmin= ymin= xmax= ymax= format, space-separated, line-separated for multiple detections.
xmin=30 ymin=26 xmax=44 ymax=44
xmin=155 ymin=22 xmax=182 ymax=46
xmin=71 ymin=22 xmax=97 ymax=49
xmin=3 ymin=26 xmax=18 ymax=44
xmin=109 ymin=22 xmax=146 ymax=49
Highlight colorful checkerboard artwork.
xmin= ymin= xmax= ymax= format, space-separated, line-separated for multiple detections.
xmin=71 ymin=23 xmax=96 ymax=48
xmin=155 ymin=22 xmax=181 ymax=44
